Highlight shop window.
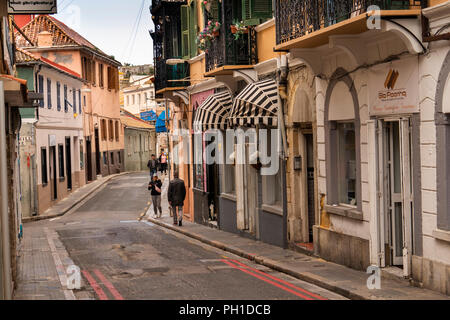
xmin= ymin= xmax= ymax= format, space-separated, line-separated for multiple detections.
xmin=110 ymin=152 xmax=114 ymax=165
xmin=194 ymin=133 xmax=204 ymax=191
xmin=103 ymin=152 xmax=107 ymax=165
xmin=41 ymin=147 xmax=48 ymax=185
xmin=58 ymin=144 xmax=64 ymax=178
xmin=337 ymin=123 xmax=357 ymax=205
xmin=118 ymin=152 xmax=122 ymax=164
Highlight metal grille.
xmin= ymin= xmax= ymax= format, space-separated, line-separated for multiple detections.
xmin=275 ymin=0 xmax=425 ymax=45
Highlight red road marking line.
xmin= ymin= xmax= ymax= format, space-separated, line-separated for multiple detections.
xmin=228 ymin=259 xmax=327 ymax=300
xmin=82 ymin=270 xmax=109 ymax=300
xmin=222 ymin=259 xmax=313 ymax=300
xmin=93 ymin=269 xmax=124 ymax=300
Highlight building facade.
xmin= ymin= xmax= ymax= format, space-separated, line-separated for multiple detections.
xmin=16 ymin=48 xmax=84 ymax=217
xmin=121 ymin=110 xmax=157 ymax=172
xmin=16 ymin=15 xmax=124 ymax=183
xmin=275 ymin=0 xmax=450 ymax=294
xmin=122 ymin=81 xmax=157 ymax=116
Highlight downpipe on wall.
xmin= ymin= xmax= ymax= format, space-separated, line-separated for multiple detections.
xmin=0 ymin=81 xmax=12 ymax=300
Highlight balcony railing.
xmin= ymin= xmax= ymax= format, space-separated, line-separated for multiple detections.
xmin=275 ymin=0 xmax=425 ymax=45
xmin=205 ymin=26 xmax=258 ymax=73
xmin=155 ymin=59 xmax=190 ymax=92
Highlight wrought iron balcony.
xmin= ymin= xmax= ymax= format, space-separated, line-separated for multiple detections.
xmin=154 ymin=59 xmax=190 ymax=93
xmin=275 ymin=0 xmax=426 ymax=46
xmin=205 ymin=25 xmax=258 ymax=74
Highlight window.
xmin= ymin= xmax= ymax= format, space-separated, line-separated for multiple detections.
xmin=109 ymin=120 xmax=114 ymax=141
xmin=128 ymin=136 xmax=132 ymax=155
xmin=47 ymin=78 xmax=52 ymax=109
xmin=118 ymin=151 xmax=121 ymax=164
xmin=78 ymin=90 xmax=82 ymax=114
xmin=242 ymin=0 xmax=273 ymax=25
xmin=115 ymin=121 xmax=119 ymax=141
xmin=72 ymin=88 xmax=76 ymax=114
xmin=99 ymin=63 xmax=104 ymax=87
xmin=262 ymin=130 xmax=282 ymax=206
xmin=41 ymin=147 xmax=48 ymax=185
xmin=64 ymin=85 xmax=68 ymax=112
xmin=107 ymin=66 xmax=118 ymax=90
xmin=132 ymin=95 xmax=135 ymax=105
xmin=56 ymin=82 xmax=61 ymax=111
xmin=110 ymin=152 xmax=114 ymax=165
xmin=126 ymin=96 xmax=129 ymax=106
xmin=38 ymin=75 xmax=44 ymax=108
xmin=337 ymin=122 xmax=357 ymax=205
xmin=83 ymin=95 xmax=86 ymax=107
xmin=101 ymin=119 xmax=107 ymax=141
xmin=138 ymin=94 xmax=141 ymax=106
xmin=194 ymin=133 xmax=204 ymax=190
xmin=103 ymin=152 xmax=107 ymax=165
xmin=58 ymin=144 xmax=65 ymax=178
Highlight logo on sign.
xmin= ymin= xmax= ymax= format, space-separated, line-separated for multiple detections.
xmin=384 ymin=69 xmax=399 ymax=90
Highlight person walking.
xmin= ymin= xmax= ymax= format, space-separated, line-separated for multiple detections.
xmin=168 ymin=171 xmax=186 ymax=226
xmin=159 ymin=151 xmax=167 ymax=175
xmin=148 ymin=175 xmax=163 ymax=218
xmin=147 ymin=154 xmax=159 ymax=180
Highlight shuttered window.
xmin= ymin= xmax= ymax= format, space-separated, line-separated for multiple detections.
xmin=57 ymin=82 xmax=61 ymax=111
xmin=64 ymin=85 xmax=68 ymax=113
xmin=189 ymin=0 xmax=198 ymax=58
xmin=181 ymin=5 xmax=190 ymax=59
xmin=38 ymin=75 xmax=44 ymax=108
xmin=73 ymin=88 xmax=77 ymax=114
xmin=78 ymin=90 xmax=82 ymax=114
xmin=47 ymin=78 xmax=52 ymax=109
xmin=242 ymin=0 xmax=272 ymax=25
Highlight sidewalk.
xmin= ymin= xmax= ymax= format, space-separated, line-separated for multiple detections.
xmin=22 ymin=172 xmax=129 ymax=223
xmin=147 ymin=180 xmax=449 ymax=300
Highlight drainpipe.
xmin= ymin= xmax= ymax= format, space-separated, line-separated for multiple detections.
xmin=276 ymin=54 xmax=289 ymax=248
xmin=0 ymin=82 xmax=12 ymax=299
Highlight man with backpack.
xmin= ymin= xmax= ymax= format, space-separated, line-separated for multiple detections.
xmin=148 ymin=175 xmax=163 ymax=218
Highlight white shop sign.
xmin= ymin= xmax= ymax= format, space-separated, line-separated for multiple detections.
xmin=7 ymin=0 xmax=57 ymax=14
xmin=369 ymin=56 xmax=419 ymax=116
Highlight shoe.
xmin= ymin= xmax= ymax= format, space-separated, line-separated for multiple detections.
xmin=173 ymin=222 xmax=178 ymax=225
xmin=178 ymin=220 xmax=182 ymax=227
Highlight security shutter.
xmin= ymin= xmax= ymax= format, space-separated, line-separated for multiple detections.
xmin=189 ymin=0 xmax=198 ymax=58
xmin=242 ymin=0 xmax=272 ymax=25
xmin=181 ymin=5 xmax=190 ymax=59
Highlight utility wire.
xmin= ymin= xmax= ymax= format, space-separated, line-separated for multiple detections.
xmin=121 ymin=0 xmax=146 ymax=63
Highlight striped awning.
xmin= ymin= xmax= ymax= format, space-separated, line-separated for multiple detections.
xmin=193 ymin=91 xmax=233 ymax=132
xmin=230 ymin=79 xmax=279 ymax=127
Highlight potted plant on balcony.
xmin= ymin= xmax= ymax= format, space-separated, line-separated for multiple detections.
xmin=207 ymin=20 xmax=221 ymax=37
xmin=230 ymin=20 xmax=248 ymax=40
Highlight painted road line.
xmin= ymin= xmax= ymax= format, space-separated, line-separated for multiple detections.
xmin=82 ymin=270 xmax=109 ymax=300
xmin=120 ymin=220 xmax=139 ymax=223
xmin=93 ymin=270 xmax=124 ymax=300
xmin=222 ymin=259 xmax=313 ymax=300
xmin=228 ymin=259 xmax=326 ymax=300
xmin=142 ymin=221 xmax=155 ymax=227
xmin=44 ymin=228 xmax=76 ymax=300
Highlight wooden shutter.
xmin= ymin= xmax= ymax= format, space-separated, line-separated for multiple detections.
xmin=243 ymin=0 xmax=272 ymax=25
xmin=181 ymin=5 xmax=190 ymax=59
xmin=57 ymin=82 xmax=61 ymax=111
xmin=189 ymin=0 xmax=198 ymax=58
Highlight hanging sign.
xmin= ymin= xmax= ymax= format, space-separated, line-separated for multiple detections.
xmin=7 ymin=0 xmax=58 ymax=14
xmin=369 ymin=56 xmax=419 ymax=116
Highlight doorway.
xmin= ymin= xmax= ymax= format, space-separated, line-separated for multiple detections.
xmin=65 ymin=137 xmax=72 ymax=191
xmin=95 ymin=128 xmax=101 ymax=175
xmin=49 ymin=146 xmax=58 ymax=200
xmin=379 ymin=118 xmax=413 ymax=270
xmin=236 ymin=142 xmax=259 ymax=237
xmin=305 ymin=133 xmax=315 ymax=243
xmin=86 ymin=138 xmax=93 ymax=181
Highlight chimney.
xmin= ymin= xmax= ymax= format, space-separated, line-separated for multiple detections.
xmin=14 ymin=15 xmax=34 ymax=29
xmin=37 ymin=31 xmax=53 ymax=47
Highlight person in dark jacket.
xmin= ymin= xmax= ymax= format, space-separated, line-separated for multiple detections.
xmin=168 ymin=171 xmax=186 ymax=226
xmin=148 ymin=175 xmax=163 ymax=218
xmin=147 ymin=154 xmax=159 ymax=179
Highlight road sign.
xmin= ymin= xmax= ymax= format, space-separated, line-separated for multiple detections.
xmin=7 ymin=0 xmax=57 ymax=14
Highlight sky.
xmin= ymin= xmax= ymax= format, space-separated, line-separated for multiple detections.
xmin=54 ymin=0 xmax=154 ymax=66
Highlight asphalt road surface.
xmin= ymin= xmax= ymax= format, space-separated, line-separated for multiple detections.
xmin=45 ymin=172 xmax=346 ymax=300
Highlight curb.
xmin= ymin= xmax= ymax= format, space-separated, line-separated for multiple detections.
xmin=147 ymin=217 xmax=368 ymax=300
xmin=23 ymin=172 xmax=131 ymax=223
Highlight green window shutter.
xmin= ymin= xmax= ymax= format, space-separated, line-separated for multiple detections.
xmin=181 ymin=5 xmax=190 ymax=59
xmin=243 ymin=0 xmax=272 ymax=25
xmin=189 ymin=1 xmax=198 ymax=58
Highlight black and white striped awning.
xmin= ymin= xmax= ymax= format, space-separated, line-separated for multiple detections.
xmin=193 ymin=91 xmax=233 ymax=132
xmin=229 ymin=79 xmax=279 ymax=127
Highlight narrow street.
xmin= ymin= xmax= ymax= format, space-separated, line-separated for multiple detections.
xmin=15 ymin=173 xmax=346 ymax=300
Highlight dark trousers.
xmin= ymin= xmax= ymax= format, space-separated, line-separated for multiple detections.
xmin=172 ymin=206 xmax=183 ymax=224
